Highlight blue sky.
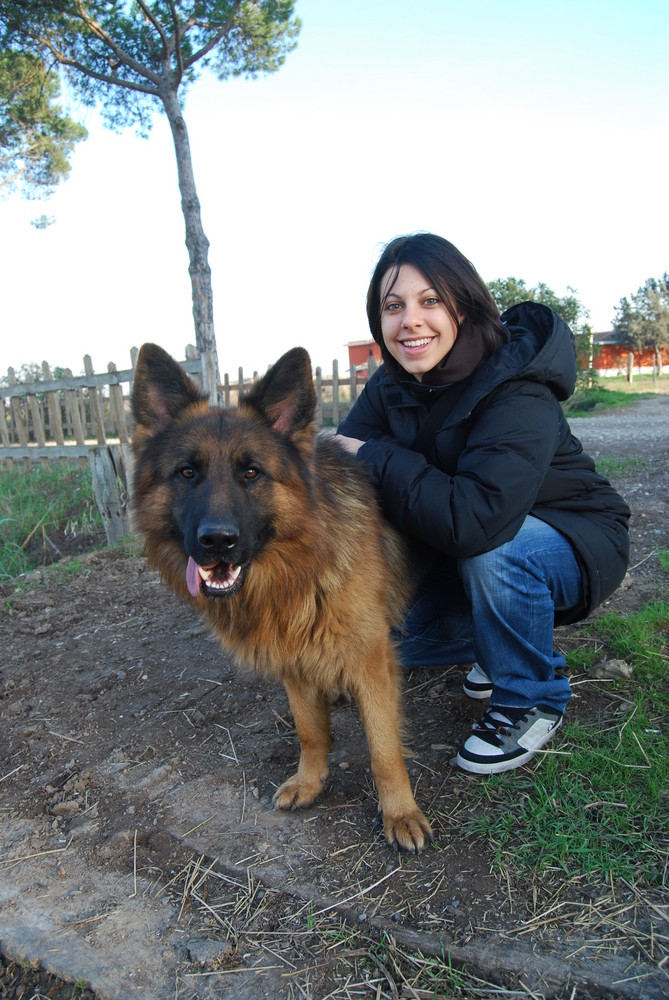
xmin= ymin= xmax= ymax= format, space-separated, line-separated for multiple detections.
xmin=1 ymin=0 xmax=667 ymax=378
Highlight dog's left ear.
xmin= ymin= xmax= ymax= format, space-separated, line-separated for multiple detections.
xmin=242 ymin=347 xmax=315 ymax=436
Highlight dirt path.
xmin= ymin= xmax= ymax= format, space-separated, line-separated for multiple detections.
xmin=1 ymin=397 xmax=668 ymax=999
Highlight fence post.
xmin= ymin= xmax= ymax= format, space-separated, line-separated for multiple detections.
xmin=26 ymin=393 xmax=48 ymax=468
xmin=108 ymin=362 xmax=130 ymax=443
xmin=63 ymin=369 xmax=88 ymax=468
xmin=0 ymin=393 xmax=13 ymax=470
xmin=331 ymin=359 xmax=339 ymax=427
xmin=88 ymin=444 xmax=133 ymax=545
xmin=349 ymin=366 xmax=357 ymax=412
xmin=42 ymin=363 xmax=66 ymax=457
xmin=8 ymin=368 xmax=31 ymax=470
xmin=627 ymin=352 xmax=634 ymax=384
xmin=83 ymin=356 xmax=107 ymax=443
xmin=314 ymin=367 xmax=323 ymax=427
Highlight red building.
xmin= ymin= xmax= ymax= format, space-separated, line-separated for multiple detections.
xmin=346 ymin=340 xmax=383 ymax=377
xmin=591 ymin=332 xmax=668 ymax=376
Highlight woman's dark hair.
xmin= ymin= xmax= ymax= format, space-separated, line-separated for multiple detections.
xmin=366 ymin=233 xmax=508 ymax=356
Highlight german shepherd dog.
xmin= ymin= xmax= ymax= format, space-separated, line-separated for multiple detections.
xmin=131 ymin=344 xmax=432 ymax=852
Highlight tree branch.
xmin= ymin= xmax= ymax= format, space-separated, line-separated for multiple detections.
xmin=72 ymin=0 xmax=162 ymax=89
xmin=135 ymin=0 xmax=169 ymax=49
xmin=183 ymin=0 xmax=244 ymax=70
xmin=33 ymin=31 xmax=160 ymax=99
xmin=167 ymin=0 xmax=184 ymax=84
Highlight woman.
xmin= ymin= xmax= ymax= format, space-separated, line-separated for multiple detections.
xmin=337 ymin=233 xmax=630 ymax=775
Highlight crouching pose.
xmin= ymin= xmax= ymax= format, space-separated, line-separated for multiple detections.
xmin=337 ymin=233 xmax=630 ymax=774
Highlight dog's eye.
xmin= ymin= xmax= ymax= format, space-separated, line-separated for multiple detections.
xmin=244 ymin=466 xmax=260 ymax=481
xmin=179 ymin=466 xmax=196 ymax=480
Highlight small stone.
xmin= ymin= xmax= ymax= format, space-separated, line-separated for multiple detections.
xmin=591 ymin=658 xmax=634 ymax=680
xmin=51 ymin=801 xmax=79 ymax=818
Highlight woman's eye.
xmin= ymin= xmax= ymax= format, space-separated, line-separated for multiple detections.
xmin=385 ymin=301 xmax=401 ymax=312
xmin=424 ymin=296 xmax=440 ymax=306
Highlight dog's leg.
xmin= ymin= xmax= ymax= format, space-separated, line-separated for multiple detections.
xmin=272 ymin=679 xmax=331 ymax=810
xmin=353 ymin=644 xmax=433 ymax=853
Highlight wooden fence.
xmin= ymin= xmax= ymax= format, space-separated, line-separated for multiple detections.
xmin=0 ymin=349 xmax=373 ymax=544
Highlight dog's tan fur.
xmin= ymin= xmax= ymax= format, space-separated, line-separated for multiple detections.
xmin=132 ymin=344 xmax=432 ymax=851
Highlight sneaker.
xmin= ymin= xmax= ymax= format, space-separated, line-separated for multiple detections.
xmin=456 ymin=705 xmax=563 ymax=774
xmin=463 ymin=663 xmax=493 ymax=700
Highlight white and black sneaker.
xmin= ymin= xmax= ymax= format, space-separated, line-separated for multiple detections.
xmin=456 ymin=705 xmax=563 ymax=774
xmin=462 ymin=663 xmax=493 ymax=700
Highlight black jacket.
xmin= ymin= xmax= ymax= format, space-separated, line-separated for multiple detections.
xmin=338 ymin=302 xmax=630 ymax=624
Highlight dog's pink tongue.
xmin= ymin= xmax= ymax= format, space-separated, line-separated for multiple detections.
xmin=186 ymin=557 xmax=201 ymax=597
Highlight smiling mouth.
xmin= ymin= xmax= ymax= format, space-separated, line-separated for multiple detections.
xmin=400 ymin=337 xmax=434 ymax=350
xmin=186 ymin=556 xmax=243 ymax=598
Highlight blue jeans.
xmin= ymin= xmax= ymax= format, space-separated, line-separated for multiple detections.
xmin=395 ymin=516 xmax=583 ymax=713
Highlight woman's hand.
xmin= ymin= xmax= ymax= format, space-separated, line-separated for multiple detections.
xmin=335 ymin=434 xmax=365 ymax=456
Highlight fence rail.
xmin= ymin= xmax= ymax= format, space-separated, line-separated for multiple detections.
xmin=1 ymin=349 xmax=373 ymax=544
xmin=0 ymin=351 xmax=372 ymax=465
xmin=0 ymin=351 xmax=205 ymax=467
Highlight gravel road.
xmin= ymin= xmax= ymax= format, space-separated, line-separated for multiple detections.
xmin=566 ymin=395 xmax=669 ymax=455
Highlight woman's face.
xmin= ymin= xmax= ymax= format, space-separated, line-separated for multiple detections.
xmin=379 ymin=264 xmax=461 ymax=381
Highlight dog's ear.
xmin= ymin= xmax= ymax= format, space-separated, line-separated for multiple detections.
xmin=133 ymin=343 xmax=206 ymax=433
xmin=242 ymin=347 xmax=315 ymax=437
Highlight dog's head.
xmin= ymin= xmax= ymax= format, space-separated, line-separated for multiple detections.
xmin=132 ymin=344 xmax=317 ymax=600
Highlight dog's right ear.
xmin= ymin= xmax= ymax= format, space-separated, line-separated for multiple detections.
xmin=132 ymin=343 xmax=206 ymax=433
xmin=242 ymin=347 xmax=315 ymax=438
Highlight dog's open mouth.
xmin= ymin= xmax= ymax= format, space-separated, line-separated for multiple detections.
xmin=186 ymin=556 xmax=243 ymax=598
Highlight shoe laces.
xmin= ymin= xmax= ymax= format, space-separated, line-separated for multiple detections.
xmin=474 ymin=706 xmax=529 ymax=733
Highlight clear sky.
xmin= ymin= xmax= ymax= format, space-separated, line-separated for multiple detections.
xmin=0 ymin=0 xmax=667 ymax=379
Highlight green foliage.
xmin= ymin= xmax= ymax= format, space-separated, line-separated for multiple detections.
xmin=0 ymin=49 xmax=87 ymax=198
xmin=0 ymin=1 xmax=301 ymax=134
xmin=594 ymin=455 xmax=649 ymax=478
xmin=0 ymin=462 xmax=102 ymax=579
xmin=562 ymin=386 xmax=653 ymax=415
xmin=0 ymin=1 xmax=301 ymax=370
xmin=613 ymin=274 xmax=669 ymax=356
xmin=0 ymin=360 xmax=68 ymax=388
xmin=488 ymin=276 xmax=586 ymax=331
xmin=488 ymin=276 xmax=596 ymax=389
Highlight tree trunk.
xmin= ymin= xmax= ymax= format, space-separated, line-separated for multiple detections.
xmin=161 ymin=86 xmax=219 ymax=403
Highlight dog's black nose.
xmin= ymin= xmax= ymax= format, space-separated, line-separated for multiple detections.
xmin=197 ymin=521 xmax=239 ymax=552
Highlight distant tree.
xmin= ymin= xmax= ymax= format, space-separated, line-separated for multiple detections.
xmin=0 ymin=50 xmax=87 ymax=198
xmin=488 ymin=276 xmax=587 ymax=329
xmin=613 ymin=275 xmax=669 ymax=375
xmin=0 ymin=361 xmax=67 ymax=385
xmin=0 ymin=1 xmax=301 ymax=397
xmin=488 ymin=276 xmax=595 ymax=387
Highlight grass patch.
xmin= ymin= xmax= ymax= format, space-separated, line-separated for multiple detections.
xmin=460 ymin=602 xmax=669 ymax=884
xmin=595 ymin=455 xmax=650 ymax=478
xmin=564 ymin=386 xmax=656 ymax=415
xmin=0 ymin=462 xmax=103 ymax=580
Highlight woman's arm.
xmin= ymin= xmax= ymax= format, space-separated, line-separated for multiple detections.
xmin=336 ymin=371 xmax=397 ymax=455
xmin=356 ymin=382 xmax=562 ymax=558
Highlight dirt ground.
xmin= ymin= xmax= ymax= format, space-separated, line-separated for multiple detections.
xmin=1 ymin=396 xmax=668 ymax=1000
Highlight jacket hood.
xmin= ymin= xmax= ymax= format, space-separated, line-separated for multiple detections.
xmin=494 ymin=301 xmax=577 ymax=401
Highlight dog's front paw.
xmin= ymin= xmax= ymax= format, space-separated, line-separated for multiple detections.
xmin=381 ymin=808 xmax=434 ymax=854
xmin=272 ymin=773 xmax=326 ymax=811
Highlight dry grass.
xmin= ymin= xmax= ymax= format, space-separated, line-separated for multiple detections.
xmin=156 ymin=850 xmax=669 ymax=999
